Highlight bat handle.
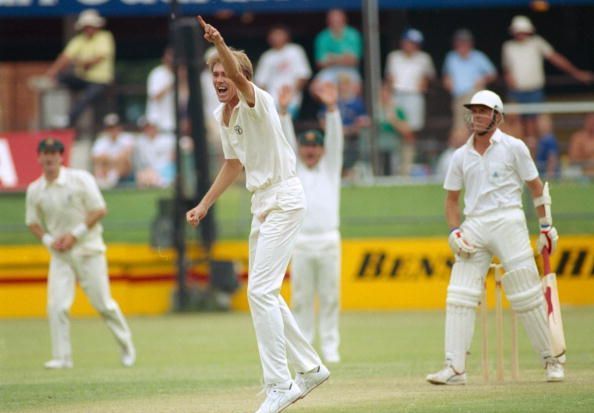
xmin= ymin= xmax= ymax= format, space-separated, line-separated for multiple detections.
xmin=542 ymin=246 xmax=551 ymax=275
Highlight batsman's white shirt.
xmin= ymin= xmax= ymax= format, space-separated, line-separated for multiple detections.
xmin=444 ymin=129 xmax=539 ymax=217
xmin=215 ymin=83 xmax=297 ymax=192
xmin=26 ymin=167 xmax=106 ymax=254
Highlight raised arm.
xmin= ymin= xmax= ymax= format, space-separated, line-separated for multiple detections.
xmin=197 ymin=16 xmax=255 ymax=106
xmin=315 ymin=83 xmax=343 ymax=172
xmin=278 ymin=85 xmax=297 ymax=152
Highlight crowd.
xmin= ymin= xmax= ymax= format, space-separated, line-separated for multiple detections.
xmin=35 ymin=8 xmax=594 ymax=188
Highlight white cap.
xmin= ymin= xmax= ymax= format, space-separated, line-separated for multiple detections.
xmin=103 ymin=113 xmax=120 ymax=127
xmin=509 ymin=15 xmax=535 ymax=34
xmin=464 ymin=90 xmax=504 ymax=113
xmin=75 ymin=9 xmax=105 ymax=31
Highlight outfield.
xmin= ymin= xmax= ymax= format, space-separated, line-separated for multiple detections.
xmin=1 ymin=181 xmax=593 ymax=244
xmin=1 ymin=309 xmax=593 ymax=412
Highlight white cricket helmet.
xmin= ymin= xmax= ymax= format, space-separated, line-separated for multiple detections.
xmin=464 ymin=90 xmax=504 ymax=114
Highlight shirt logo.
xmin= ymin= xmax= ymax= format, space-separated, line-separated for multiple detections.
xmin=492 ymin=172 xmax=499 ymax=178
xmin=234 ymin=125 xmax=243 ymax=135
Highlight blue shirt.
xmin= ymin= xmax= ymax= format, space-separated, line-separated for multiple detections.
xmin=319 ymin=97 xmax=366 ymax=128
xmin=442 ymin=50 xmax=496 ymax=96
xmin=536 ymin=133 xmax=560 ymax=176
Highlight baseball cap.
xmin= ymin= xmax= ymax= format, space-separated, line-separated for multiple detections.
xmin=510 ymin=15 xmax=535 ymax=34
xmin=74 ymin=9 xmax=105 ymax=31
xmin=401 ymin=28 xmax=424 ymax=44
xmin=103 ymin=113 xmax=120 ymax=128
xmin=37 ymin=137 xmax=65 ymax=153
xmin=298 ymin=130 xmax=324 ymax=146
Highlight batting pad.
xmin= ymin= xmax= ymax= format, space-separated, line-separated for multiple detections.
xmin=445 ymin=261 xmax=483 ymax=372
xmin=502 ymin=267 xmax=552 ymax=361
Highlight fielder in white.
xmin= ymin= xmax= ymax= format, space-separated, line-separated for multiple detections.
xmin=278 ymin=83 xmax=343 ymax=363
xmin=426 ymin=90 xmax=564 ymax=385
xmin=186 ymin=17 xmax=329 ymax=413
xmin=26 ymin=138 xmax=135 ymax=369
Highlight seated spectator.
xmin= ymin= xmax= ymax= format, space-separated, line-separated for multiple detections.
xmin=312 ymin=9 xmax=362 ymax=93
xmin=378 ymin=85 xmax=415 ymax=176
xmin=568 ymin=113 xmax=594 ymax=177
xmin=254 ymin=24 xmax=312 ymax=118
xmin=45 ymin=9 xmax=115 ymax=127
xmin=443 ymin=29 xmax=496 ymax=143
xmin=319 ymin=76 xmax=368 ymax=177
xmin=384 ymin=28 xmax=435 ymax=134
xmin=535 ymin=114 xmax=560 ymax=179
xmin=146 ymin=47 xmax=175 ymax=134
xmin=91 ymin=113 xmax=134 ymax=189
xmin=134 ymin=118 xmax=175 ymax=188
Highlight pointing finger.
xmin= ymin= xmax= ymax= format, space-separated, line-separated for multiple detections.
xmin=196 ymin=15 xmax=207 ymax=29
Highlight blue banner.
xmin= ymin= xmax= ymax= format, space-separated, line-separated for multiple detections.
xmin=0 ymin=0 xmax=592 ymax=18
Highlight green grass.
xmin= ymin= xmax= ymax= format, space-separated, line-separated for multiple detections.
xmin=1 ymin=309 xmax=593 ymax=412
xmin=1 ymin=181 xmax=593 ymax=244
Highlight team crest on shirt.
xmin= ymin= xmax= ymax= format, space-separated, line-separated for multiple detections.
xmin=234 ymin=125 xmax=243 ymax=135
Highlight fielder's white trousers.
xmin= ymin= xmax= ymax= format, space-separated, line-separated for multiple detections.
xmin=291 ymin=233 xmax=341 ymax=361
xmin=248 ymin=177 xmax=322 ymax=386
xmin=47 ymin=251 xmax=133 ymax=361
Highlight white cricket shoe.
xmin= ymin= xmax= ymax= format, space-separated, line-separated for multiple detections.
xmin=121 ymin=341 xmax=136 ymax=367
xmin=426 ymin=364 xmax=467 ymax=385
xmin=545 ymin=357 xmax=565 ymax=382
xmin=44 ymin=359 xmax=73 ymax=369
xmin=295 ymin=364 xmax=330 ymax=400
xmin=255 ymin=381 xmax=302 ymax=413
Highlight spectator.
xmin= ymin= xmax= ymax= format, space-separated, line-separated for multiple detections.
xmin=319 ymin=76 xmax=367 ymax=177
xmin=45 ymin=9 xmax=115 ymax=127
xmin=535 ymin=114 xmax=560 ymax=179
xmin=134 ymin=118 xmax=176 ymax=188
xmin=146 ymin=47 xmax=175 ymax=134
xmin=502 ymin=15 xmax=594 ymax=140
xmin=443 ymin=29 xmax=496 ymax=142
xmin=434 ymin=127 xmax=468 ymax=181
xmin=378 ymin=85 xmax=415 ymax=176
xmin=312 ymin=9 xmax=362 ymax=92
xmin=568 ymin=113 xmax=594 ymax=177
xmin=254 ymin=25 xmax=312 ymax=118
xmin=91 ymin=113 xmax=134 ymax=189
xmin=384 ymin=28 xmax=435 ymax=133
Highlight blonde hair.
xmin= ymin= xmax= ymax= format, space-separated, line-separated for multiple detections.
xmin=207 ymin=48 xmax=253 ymax=81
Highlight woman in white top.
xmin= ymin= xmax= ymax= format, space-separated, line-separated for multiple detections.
xmin=186 ymin=17 xmax=329 ymax=413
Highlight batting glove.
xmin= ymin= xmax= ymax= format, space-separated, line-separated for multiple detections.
xmin=537 ymin=225 xmax=559 ymax=255
xmin=448 ymin=228 xmax=476 ymax=258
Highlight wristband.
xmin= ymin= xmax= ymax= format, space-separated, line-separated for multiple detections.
xmin=538 ymin=217 xmax=552 ymax=227
xmin=449 ymin=227 xmax=460 ymax=234
xmin=71 ymin=223 xmax=89 ymax=239
xmin=42 ymin=233 xmax=55 ymax=248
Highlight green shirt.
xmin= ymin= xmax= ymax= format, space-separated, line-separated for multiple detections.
xmin=314 ymin=26 xmax=362 ymax=64
xmin=378 ymin=107 xmax=407 ymax=152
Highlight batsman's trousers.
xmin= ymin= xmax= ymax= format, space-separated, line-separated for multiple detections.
xmin=292 ymin=232 xmax=341 ymax=361
xmin=248 ymin=177 xmax=321 ymax=385
xmin=47 ymin=251 xmax=133 ymax=361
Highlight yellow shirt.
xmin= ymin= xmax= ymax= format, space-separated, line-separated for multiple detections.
xmin=63 ymin=30 xmax=115 ymax=84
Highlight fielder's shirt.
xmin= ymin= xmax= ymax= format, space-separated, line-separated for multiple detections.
xmin=444 ymin=129 xmax=539 ymax=217
xmin=215 ymin=83 xmax=297 ymax=192
xmin=26 ymin=167 xmax=107 ymax=254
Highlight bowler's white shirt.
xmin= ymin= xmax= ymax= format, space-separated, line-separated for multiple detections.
xmin=146 ymin=65 xmax=175 ymax=132
xmin=254 ymin=43 xmax=312 ymax=109
xmin=280 ymin=110 xmax=343 ymax=242
xmin=26 ymin=167 xmax=107 ymax=254
xmin=215 ymin=83 xmax=297 ymax=192
xmin=502 ymin=35 xmax=554 ymax=91
xmin=385 ymin=50 xmax=435 ymax=93
xmin=444 ymin=129 xmax=539 ymax=217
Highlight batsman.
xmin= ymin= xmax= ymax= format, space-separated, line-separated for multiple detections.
xmin=426 ymin=90 xmax=564 ymax=385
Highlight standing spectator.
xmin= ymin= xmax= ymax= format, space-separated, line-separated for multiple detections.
xmin=568 ymin=113 xmax=594 ymax=177
xmin=443 ymin=29 xmax=496 ymax=142
xmin=535 ymin=114 xmax=560 ymax=179
xmin=254 ymin=25 xmax=312 ymax=118
xmin=502 ymin=15 xmax=593 ymax=140
xmin=26 ymin=137 xmax=135 ymax=369
xmin=384 ymin=28 xmax=435 ymax=133
xmin=45 ymin=9 xmax=115 ymax=127
xmin=134 ymin=118 xmax=176 ymax=188
xmin=91 ymin=113 xmax=134 ymax=189
xmin=146 ymin=47 xmax=175 ymax=134
xmin=312 ymin=9 xmax=362 ymax=92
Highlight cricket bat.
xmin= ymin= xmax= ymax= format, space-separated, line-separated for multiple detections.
xmin=542 ymin=248 xmax=567 ymax=363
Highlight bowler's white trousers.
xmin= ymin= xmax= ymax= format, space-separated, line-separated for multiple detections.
xmin=292 ymin=232 xmax=341 ymax=360
xmin=48 ymin=251 xmax=133 ymax=361
xmin=248 ymin=177 xmax=322 ymax=385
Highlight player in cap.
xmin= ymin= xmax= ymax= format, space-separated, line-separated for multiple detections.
xmin=278 ymin=82 xmax=343 ymax=364
xmin=426 ymin=90 xmax=564 ymax=385
xmin=186 ymin=17 xmax=328 ymax=413
xmin=26 ymin=137 xmax=135 ymax=369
